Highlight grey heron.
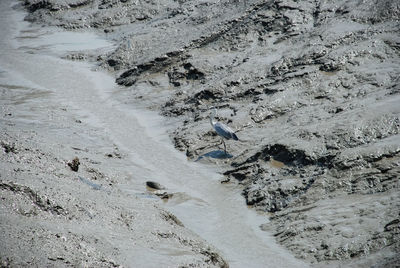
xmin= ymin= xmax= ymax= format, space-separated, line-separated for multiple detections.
xmin=209 ymin=107 xmax=239 ymax=153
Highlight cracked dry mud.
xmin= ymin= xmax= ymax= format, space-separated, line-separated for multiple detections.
xmin=6 ymin=0 xmax=400 ymax=266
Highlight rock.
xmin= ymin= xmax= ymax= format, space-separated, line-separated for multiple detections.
xmin=67 ymin=157 xmax=80 ymax=172
xmin=146 ymin=181 xmax=165 ymax=190
xmin=107 ymin=59 xmax=119 ymax=67
xmin=1 ymin=141 xmax=16 ymax=153
xmin=155 ymin=191 xmax=173 ymax=200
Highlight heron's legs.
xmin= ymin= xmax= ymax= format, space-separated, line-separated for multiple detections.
xmin=222 ymin=139 xmax=227 ymax=154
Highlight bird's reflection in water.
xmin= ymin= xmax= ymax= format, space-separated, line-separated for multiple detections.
xmin=195 ymin=150 xmax=233 ymax=161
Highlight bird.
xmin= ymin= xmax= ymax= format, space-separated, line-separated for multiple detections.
xmin=209 ymin=107 xmax=239 ymax=154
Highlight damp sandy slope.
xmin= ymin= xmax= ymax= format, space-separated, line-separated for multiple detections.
xmin=0 ymin=1 xmax=308 ymax=267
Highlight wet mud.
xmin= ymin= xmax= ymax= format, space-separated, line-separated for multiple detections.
xmin=4 ymin=0 xmax=400 ymax=266
xmin=0 ymin=2 xmax=228 ymax=266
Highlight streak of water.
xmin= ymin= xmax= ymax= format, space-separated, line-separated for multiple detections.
xmin=0 ymin=2 xmax=306 ymax=267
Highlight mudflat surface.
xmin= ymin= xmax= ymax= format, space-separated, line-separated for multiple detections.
xmin=2 ymin=0 xmax=400 ymax=267
xmin=0 ymin=2 xmax=229 ymax=267
xmin=1 ymin=1 xmax=306 ymax=267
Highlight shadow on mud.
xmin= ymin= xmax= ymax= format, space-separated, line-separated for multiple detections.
xmin=195 ymin=150 xmax=233 ymax=161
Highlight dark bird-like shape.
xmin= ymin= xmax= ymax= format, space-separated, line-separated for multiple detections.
xmin=210 ymin=107 xmax=239 ymax=153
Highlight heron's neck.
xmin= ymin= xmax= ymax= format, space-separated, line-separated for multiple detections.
xmin=210 ymin=109 xmax=217 ymax=126
xmin=209 ymin=114 xmax=215 ymax=126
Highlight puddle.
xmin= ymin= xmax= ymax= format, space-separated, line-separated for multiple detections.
xmin=195 ymin=150 xmax=234 ymax=161
xmin=11 ymin=90 xmax=52 ymax=105
xmin=269 ymin=158 xmax=285 ymax=168
xmin=163 ymin=192 xmax=208 ymax=206
xmin=78 ymin=176 xmax=103 ymax=191
xmin=0 ymin=84 xmax=32 ymax=90
xmin=320 ymin=70 xmax=338 ymax=76
xmin=15 ymin=25 xmax=114 ymax=55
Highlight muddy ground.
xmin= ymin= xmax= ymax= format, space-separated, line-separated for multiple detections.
xmin=6 ymin=0 xmax=400 ymax=266
xmin=0 ymin=59 xmax=227 ymax=267
xmin=0 ymin=1 xmax=229 ymax=266
xmin=0 ymin=64 xmax=227 ymax=267
xmin=0 ymin=131 xmax=226 ymax=267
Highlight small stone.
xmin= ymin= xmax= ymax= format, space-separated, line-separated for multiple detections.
xmin=146 ymin=181 xmax=165 ymax=190
xmin=67 ymin=157 xmax=80 ymax=172
xmin=1 ymin=141 xmax=16 ymax=153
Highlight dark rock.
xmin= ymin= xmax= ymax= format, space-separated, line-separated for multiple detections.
xmin=384 ymin=218 xmax=400 ymax=232
xmin=191 ymin=89 xmax=221 ymax=102
xmin=182 ymin=63 xmax=205 ymax=80
xmin=1 ymin=141 xmax=16 ymax=154
xmin=107 ymin=59 xmax=119 ymax=67
xmin=25 ymin=0 xmax=52 ymax=12
xmin=67 ymin=157 xmax=80 ymax=172
xmin=232 ymin=144 xmax=316 ymax=168
xmin=146 ymin=181 xmax=165 ymax=190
